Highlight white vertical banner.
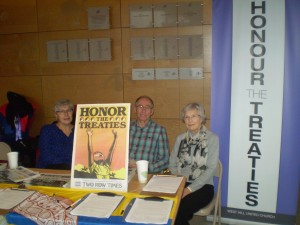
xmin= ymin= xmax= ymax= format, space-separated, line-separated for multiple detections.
xmin=228 ymin=0 xmax=285 ymax=213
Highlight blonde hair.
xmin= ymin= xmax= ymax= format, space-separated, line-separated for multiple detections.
xmin=54 ymin=99 xmax=74 ymax=112
xmin=181 ymin=102 xmax=206 ymax=124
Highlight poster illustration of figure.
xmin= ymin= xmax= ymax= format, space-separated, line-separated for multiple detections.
xmin=70 ymin=103 xmax=130 ymax=192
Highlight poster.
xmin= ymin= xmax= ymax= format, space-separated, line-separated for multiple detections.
xmin=71 ymin=103 xmax=131 ymax=192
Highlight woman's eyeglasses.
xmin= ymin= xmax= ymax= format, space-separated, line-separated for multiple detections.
xmin=56 ymin=109 xmax=73 ymax=114
xmin=184 ymin=115 xmax=200 ymax=121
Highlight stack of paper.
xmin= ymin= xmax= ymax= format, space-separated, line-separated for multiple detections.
xmin=142 ymin=175 xmax=184 ymax=194
xmin=125 ymin=198 xmax=173 ymax=224
xmin=7 ymin=166 xmax=40 ymax=183
xmin=70 ymin=193 xmax=123 ymax=218
xmin=0 ymin=163 xmax=6 ymax=171
xmin=24 ymin=173 xmax=70 ymax=187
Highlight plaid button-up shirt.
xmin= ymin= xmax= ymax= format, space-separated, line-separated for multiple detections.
xmin=129 ymin=119 xmax=170 ymax=173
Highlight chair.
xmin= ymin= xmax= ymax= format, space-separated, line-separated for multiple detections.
xmin=0 ymin=142 xmax=12 ymax=161
xmin=194 ymin=160 xmax=223 ymax=225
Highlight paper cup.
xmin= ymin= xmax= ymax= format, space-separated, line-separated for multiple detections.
xmin=7 ymin=152 xmax=18 ymax=169
xmin=136 ymin=160 xmax=149 ymax=183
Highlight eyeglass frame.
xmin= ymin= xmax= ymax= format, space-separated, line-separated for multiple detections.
xmin=183 ymin=114 xmax=201 ymax=121
xmin=136 ymin=105 xmax=153 ymax=111
xmin=56 ymin=109 xmax=73 ymax=114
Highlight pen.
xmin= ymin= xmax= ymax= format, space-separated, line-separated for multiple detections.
xmin=52 ymin=194 xmax=60 ymax=203
xmin=97 ymin=192 xmax=117 ymax=197
xmin=66 ymin=197 xmax=82 ymax=210
xmin=143 ymin=196 xmax=165 ymax=202
xmin=121 ymin=199 xmax=135 ymax=218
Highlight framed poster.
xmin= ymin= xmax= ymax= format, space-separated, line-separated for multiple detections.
xmin=71 ymin=103 xmax=131 ymax=192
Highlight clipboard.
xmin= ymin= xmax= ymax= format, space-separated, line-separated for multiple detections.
xmin=123 ymin=196 xmax=173 ymax=224
xmin=70 ymin=192 xmax=124 ymax=218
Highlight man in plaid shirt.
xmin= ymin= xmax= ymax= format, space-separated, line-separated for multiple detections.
xmin=129 ymin=96 xmax=170 ymax=173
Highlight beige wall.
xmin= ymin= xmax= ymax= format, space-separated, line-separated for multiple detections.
xmin=0 ymin=0 xmax=212 ymax=149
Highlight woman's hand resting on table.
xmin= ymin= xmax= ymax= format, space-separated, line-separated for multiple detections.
xmin=182 ymin=188 xmax=191 ymax=199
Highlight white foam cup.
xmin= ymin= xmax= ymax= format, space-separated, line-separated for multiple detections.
xmin=7 ymin=152 xmax=18 ymax=169
xmin=136 ymin=160 xmax=149 ymax=183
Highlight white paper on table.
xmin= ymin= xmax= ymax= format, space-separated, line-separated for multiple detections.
xmin=142 ymin=175 xmax=183 ymax=194
xmin=0 ymin=188 xmax=35 ymax=209
xmin=70 ymin=193 xmax=123 ymax=218
xmin=125 ymin=198 xmax=173 ymax=224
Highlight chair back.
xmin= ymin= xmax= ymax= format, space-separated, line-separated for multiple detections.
xmin=214 ymin=160 xmax=222 ymax=222
xmin=194 ymin=160 xmax=223 ymax=225
xmin=0 ymin=142 xmax=12 ymax=161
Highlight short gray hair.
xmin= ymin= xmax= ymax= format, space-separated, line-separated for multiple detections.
xmin=54 ymin=99 xmax=74 ymax=112
xmin=181 ymin=102 xmax=206 ymax=124
xmin=135 ymin=95 xmax=154 ymax=108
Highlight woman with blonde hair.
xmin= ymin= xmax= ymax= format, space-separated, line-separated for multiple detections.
xmin=37 ymin=99 xmax=74 ymax=169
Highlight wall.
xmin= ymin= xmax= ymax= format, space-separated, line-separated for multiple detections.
xmin=0 ymin=0 xmax=212 ymax=148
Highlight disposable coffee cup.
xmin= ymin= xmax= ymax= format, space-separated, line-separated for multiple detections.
xmin=7 ymin=152 xmax=18 ymax=169
xmin=136 ymin=160 xmax=149 ymax=183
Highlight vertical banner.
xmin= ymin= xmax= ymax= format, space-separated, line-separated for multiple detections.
xmin=212 ymin=0 xmax=300 ymax=224
xmin=228 ymin=0 xmax=285 ymax=212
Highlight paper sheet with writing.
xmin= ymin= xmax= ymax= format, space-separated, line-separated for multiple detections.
xmin=0 ymin=188 xmax=35 ymax=209
xmin=125 ymin=198 xmax=173 ymax=224
xmin=7 ymin=166 xmax=40 ymax=183
xmin=70 ymin=193 xmax=123 ymax=218
xmin=142 ymin=175 xmax=184 ymax=193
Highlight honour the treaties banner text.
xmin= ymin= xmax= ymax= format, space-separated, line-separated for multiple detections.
xmin=71 ymin=103 xmax=130 ymax=192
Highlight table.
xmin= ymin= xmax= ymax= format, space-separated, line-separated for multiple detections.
xmin=0 ymin=168 xmax=185 ymax=225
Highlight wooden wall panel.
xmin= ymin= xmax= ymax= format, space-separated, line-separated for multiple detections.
xmin=37 ymin=0 xmax=121 ymax=31
xmin=123 ymin=74 xmax=180 ymax=119
xmin=0 ymin=0 xmax=213 ymax=150
xmin=0 ymin=34 xmax=40 ymax=75
xmin=122 ymin=28 xmax=155 ymax=74
xmin=203 ymin=0 xmax=212 ymax=24
xmin=179 ymin=79 xmax=205 ymax=109
xmin=203 ymin=25 xmax=212 ymax=72
xmin=37 ymin=0 xmax=87 ymax=31
xmin=120 ymin=0 xmax=152 ymax=28
xmin=203 ymin=72 xmax=211 ymax=119
xmin=0 ymin=0 xmax=37 ymax=34
xmin=39 ymin=29 xmax=122 ymax=75
xmin=42 ymin=74 xmax=124 ymax=118
xmin=156 ymin=118 xmax=181 ymax=152
xmin=85 ymin=0 xmax=121 ymax=28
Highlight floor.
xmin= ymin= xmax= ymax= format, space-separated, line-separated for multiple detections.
xmin=189 ymin=191 xmax=300 ymax=225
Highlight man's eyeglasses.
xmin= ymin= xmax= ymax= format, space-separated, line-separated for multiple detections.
xmin=56 ymin=109 xmax=73 ymax=114
xmin=184 ymin=115 xmax=200 ymax=121
xmin=136 ymin=105 xmax=153 ymax=111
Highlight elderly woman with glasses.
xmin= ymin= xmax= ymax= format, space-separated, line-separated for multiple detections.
xmin=129 ymin=95 xmax=170 ymax=173
xmin=169 ymin=102 xmax=219 ymax=225
xmin=36 ymin=99 xmax=75 ymax=169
